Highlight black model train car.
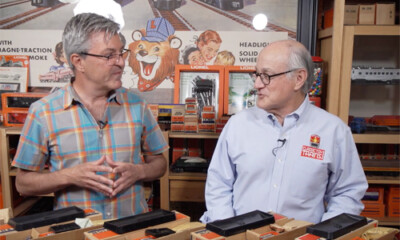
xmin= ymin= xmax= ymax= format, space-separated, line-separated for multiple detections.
xmin=152 ymin=0 xmax=182 ymax=11
xmin=200 ymin=0 xmax=243 ymax=10
xmin=31 ymin=0 xmax=61 ymax=7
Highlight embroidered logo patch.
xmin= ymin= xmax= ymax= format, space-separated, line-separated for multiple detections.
xmin=310 ymin=134 xmax=320 ymax=148
xmin=301 ymin=145 xmax=325 ymax=160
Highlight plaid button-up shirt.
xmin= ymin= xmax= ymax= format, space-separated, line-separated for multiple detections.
xmin=12 ymin=83 xmax=168 ymax=219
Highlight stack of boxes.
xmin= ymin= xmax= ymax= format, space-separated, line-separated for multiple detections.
xmin=386 ymin=186 xmax=399 ymax=218
xmin=199 ymin=105 xmax=216 ymax=133
xmin=323 ymin=2 xmax=396 ymax=28
xmin=361 ymin=185 xmax=400 ymax=219
xmin=171 ymin=105 xmax=185 ymax=133
xmin=361 ymin=187 xmax=385 ymax=218
xmin=184 ymin=97 xmax=199 ymax=133
xmin=171 ymin=97 xmax=217 ymax=134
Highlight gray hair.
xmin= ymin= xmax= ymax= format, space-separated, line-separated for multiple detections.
xmin=62 ymin=13 xmax=122 ymax=71
xmin=285 ymin=41 xmax=314 ymax=94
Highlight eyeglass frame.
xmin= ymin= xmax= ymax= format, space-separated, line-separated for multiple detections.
xmin=80 ymin=49 xmax=130 ymax=65
xmin=251 ymin=68 xmax=300 ymax=86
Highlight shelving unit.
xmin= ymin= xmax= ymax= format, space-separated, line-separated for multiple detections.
xmin=0 ymin=126 xmax=43 ymax=217
xmin=318 ymin=0 xmax=399 ymax=226
xmin=159 ymin=132 xmax=219 ymax=211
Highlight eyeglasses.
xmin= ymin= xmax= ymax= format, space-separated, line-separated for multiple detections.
xmin=251 ymin=69 xmax=299 ymax=85
xmin=80 ymin=49 xmax=130 ymax=66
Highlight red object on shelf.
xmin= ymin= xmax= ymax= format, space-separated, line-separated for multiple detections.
xmin=309 ymin=96 xmax=321 ymax=107
xmin=369 ymin=115 xmax=400 ymax=126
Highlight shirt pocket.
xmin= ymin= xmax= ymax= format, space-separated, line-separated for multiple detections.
xmin=289 ymin=155 xmax=329 ymax=200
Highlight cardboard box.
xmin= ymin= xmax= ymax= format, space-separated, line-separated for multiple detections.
xmin=191 ymin=212 xmax=288 ymax=240
xmin=295 ymin=218 xmax=378 ymax=240
xmin=344 ymin=5 xmax=359 ymax=25
xmin=387 ymin=202 xmax=399 ymax=217
xmin=191 ymin=228 xmax=246 ymax=240
xmin=184 ymin=123 xmax=198 ymax=133
xmin=172 ymin=148 xmax=186 ymax=164
xmin=126 ymin=230 xmax=188 ymax=240
xmin=359 ymin=227 xmax=399 ymax=240
xmin=363 ymin=187 xmax=384 ymax=204
xmin=358 ymin=4 xmax=375 ymax=25
xmin=30 ymin=223 xmax=101 ymax=240
xmin=0 ymin=208 xmax=102 ymax=239
xmin=171 ymin=123 xmax=184 ymax=132
xmin=84 ymin=211 xmax=190 ymax=240
xmin=323 ymin=8 xmax=334 ymax=29
xmin=148 ymin=104 xmax=159 ymax=121
xmin=246 ymin=218 xmax=313 ymax=240
xmin=361 ymin=203 xmax=385 ymax=218
xmin=171 ymin=106 xmax=185 ymax=123
xmin=203 ymin=106 xmax=215 ymax=112
xmin=375 ymin=3 xmax=395 ymax=25
xmin=386 ymin=186 xmax=399 ymax=217
xmin=198 ymin=123 xmax=216 ymax=133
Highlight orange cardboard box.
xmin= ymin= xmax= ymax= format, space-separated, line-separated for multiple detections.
xmin=246 ymin=218 xmax=312 ymax=240
xmin=0 ymin=208 xmax=102 ymax=239
xmin=323 ymin=8 xmax=334 ymax=29
xmin=295 ymin=218 xmax=378 ymax=240
xmin=171 ymin=124 xmax=184 ymax=132
xmin=198 ymin=123 xmax=216 ymax=133
xmin=84 ymin=211 xmax=190 ymax=240
xmin=363 ymin=187 xmax=384 ymax=204
xmin=361 ymin=203 xmax=385 ymax=218
xmin=386 ymin=186 xmax=399 ymax=217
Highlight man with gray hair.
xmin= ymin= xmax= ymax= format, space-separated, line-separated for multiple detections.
xmin=12 ymin=13 xmax=168 ymax=219
xmin=201 ymin=40 xmax=367 ymax=223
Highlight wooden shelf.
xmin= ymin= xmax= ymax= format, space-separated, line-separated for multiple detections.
xmin=375 ymin=217 xmax=400 ymax=227
xmin=353 ymin=134 xmax=400 ymax=144
xmin=169 ymin=172 xmax=207 ymax=181
xmin=169 ymin=132 xmax=220 ymax=139
xmin=0 ymin=126 xmax=22 ymax=135
xmin=318 ymin=27 xmax=333 ymax=39
xmin=160 ymin=131 xmax=218 ymax=210
xmin=318 ymin=0 xmax=399 ymax=228
xmin=366 ymin=176 xmax=400 ymax=185
xmin=349 ymin=25 xmax=400 ymax=36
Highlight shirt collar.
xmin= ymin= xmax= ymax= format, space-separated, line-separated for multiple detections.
xmin=63 ymin=82 xmax=121 ymax=110
xmin=266 ymin=94 xmax=310 ymax=123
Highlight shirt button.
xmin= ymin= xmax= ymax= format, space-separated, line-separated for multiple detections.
xmin=278 ymin=159 xmax=282 ymax=163
xmin=273 ymin=184 xmax=278 ymax=188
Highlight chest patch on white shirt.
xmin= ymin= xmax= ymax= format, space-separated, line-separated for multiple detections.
xmin=301 ymin=145 xmax=325 ymax=160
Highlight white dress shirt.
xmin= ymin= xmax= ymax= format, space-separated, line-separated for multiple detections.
xmin=200 ymin=96 xmax=368 ymax=224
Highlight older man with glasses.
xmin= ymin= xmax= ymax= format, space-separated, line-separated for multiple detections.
xmin=201 ymin=39 xmax=367 ymax=224
xmin=12 ymin=13 xmax=168 ymax=219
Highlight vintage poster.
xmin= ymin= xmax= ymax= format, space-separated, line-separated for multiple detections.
xmin=0 ymin=0 xmax=298 ymax=103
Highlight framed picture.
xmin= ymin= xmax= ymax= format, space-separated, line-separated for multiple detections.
xmin=174 ymin=65 xmax=224 ymax=119
xmin=224 ymin=66 xmax=257 ymax=115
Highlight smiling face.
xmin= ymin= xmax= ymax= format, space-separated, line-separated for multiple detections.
xmin=188 ymin=49 xmax=205 ymax=65
xmin=198 ymin=40 xmax=220 ymax=62
xmin=127 ymin=35 xmax=180 ymax=92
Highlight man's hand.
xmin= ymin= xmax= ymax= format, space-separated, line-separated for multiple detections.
xmin=105 ymin=156 xmax=144 ymax=197
xmin=64 ymin=155 xmax=114 ymax=196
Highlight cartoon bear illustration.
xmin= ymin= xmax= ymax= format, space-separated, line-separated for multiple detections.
xmin=128 ymin=18 xmax=182 ymax=92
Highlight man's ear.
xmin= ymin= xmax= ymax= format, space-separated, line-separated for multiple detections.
xmin=294 ymin=68 xmax=307 ymax=91
xmin=70 ymin=53 xmax=84 ymax=72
